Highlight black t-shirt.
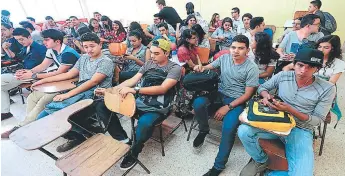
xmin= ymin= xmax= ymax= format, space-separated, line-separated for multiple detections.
xmin=158 ymin=6 xmax=182 ymax=26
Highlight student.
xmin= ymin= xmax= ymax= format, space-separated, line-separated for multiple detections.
xmin=209 ymin=13 xmax=222 ymax=32
xmin=1 ymin=29 xmax=79 ymax=132
xmin=19 ymin=21 xmax=43 ymax=44
xmin=93 ymin=12 xmax=104 ymax=28
xmin=156 ymin=0 xmax=182 ymax=30
xmin=192 ymin=35 xmax=259 ymax=176
xmin=308 ymin=0 xmax=328 ymax=35
xmin=88 ymin=18 xmax=105 ymax=39
xmin=211 ymin=17 xmax=236 ymax=51
xmin=152 ymin=22 xmax=177 ymax=51
xmin=42 ymin=16 xmax=62 ymax=31
xmin=145 ymin=13 xmax=176 ymax=39
xmin=26 ymin=17 xmax=42 ymax=31
xmin=1 ymin=28 xmax=46 ymax=121
xmin=177 ymin=29 xmax=201 ymax=70
xmin=127 ymin=22 xmax=149 ymax=47
xmin=238 ymin=48 xmax=336 ymax=176
xmin=250 ymin=32 xmax=280 ymax=83
xmin=100 ymin=16 xmax=113 ymax=32
xmin=277 ymin=14 xmax=322 ymax=61
xmin=177 ymin=15 xmax=197 ymax=39
xmin=185 ymin=2 xmax=209 ymax=33
xmin=120 ymin=30 xmax=151 ymax=83
xmin=192 ymin=24 xmax=210 ymax=49
xmin=231 ymin=7 xmax=244 ymax=34
xmin=238 ymin=13 xmax=253 ymax=35
xmin=278 ymin=18 xmax=302 ymax=44
xmin=70 ymin=16 xmax=88 ymax=38
xmin=32 ymin=33 xmax=114 ymax=152
xmin=1 ymin=23 xmax=23 ymax=61
xmin=103 ymin=20 xmax=127 ymax=44
xmin=94 ymin=39 xmax=181 ymax=170
xmin=244 ymin=17 xmax=266 ymax=45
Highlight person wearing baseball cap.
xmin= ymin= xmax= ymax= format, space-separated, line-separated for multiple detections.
xmin=238 ymin=48 xmax=336 ymax=175
xmin=92 ymin=38 xmax=181 ymax=170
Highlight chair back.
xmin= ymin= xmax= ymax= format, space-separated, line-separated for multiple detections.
xmin=109 ymin=42 xmax=127 ymax=56
xmin=197 ymin=47 xmax=210 ymax=64
xmin=104 ymin=88 xmax=136 ymax=117
xmin=294 ymin=11 xmax=308 ymax=19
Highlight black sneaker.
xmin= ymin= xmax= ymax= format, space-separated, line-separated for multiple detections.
xmin=193 ymin=131 xmax=208 ymax=149
xmin=1 ymin=126 xmax=19 ymax=139
xmin=203 ymin=167 xmax=222 ymax=176
xmin=1 ymin=113 xmax=13 ymax=121
xmin=56 ymin=139 xmax=84 ymax=153
xmin=120 ymin=154 xmax=137 ymax=171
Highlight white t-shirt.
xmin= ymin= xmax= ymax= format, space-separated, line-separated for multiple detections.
xmin=315 ymin=58 xmax=345 ymax=80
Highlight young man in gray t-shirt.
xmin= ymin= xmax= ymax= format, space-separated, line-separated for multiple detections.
xmin=238 ymin=48 xmax=336 ymax=176
xmin=94 ymin=39 xmax=181 ymax=170
xmin=192 ymin=35 xmax=259 ymax=175
xmin=30 ymin=33 xmax=114 ymax=152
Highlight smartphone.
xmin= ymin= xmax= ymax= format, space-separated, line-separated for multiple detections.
xmin=290 ymin=43 xmax=300 ymax=54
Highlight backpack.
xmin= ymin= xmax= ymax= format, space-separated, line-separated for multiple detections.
xmin=241 ymin=97 xmax=296 ymax=133
xmin=321 ymin=12 xmax=337 ymax=33
xmin=137 ymin=68 xmax=176 ymax=113
xmin=182 ymin=70 xmax=219 ymax=92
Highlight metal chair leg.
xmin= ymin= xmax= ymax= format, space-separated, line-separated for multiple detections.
xmin=19 ymin=88 xmax=25 ymax=104
xmin=319 ymin=123 xmax=328 ymax=156
xmin=187 ymin=116 xmax=196 ymax=141
xmin=182 ymin=119 xmax=188 ymax=132
xmin=131 ymin=118 xmax=136 ymax=143
xmin=159 ymin=124 xmax=165 ymax=156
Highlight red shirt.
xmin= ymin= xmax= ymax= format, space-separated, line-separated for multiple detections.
xmin=104 ymin=31 xmax=126 ymax=43
xmin=177 ymin=45 xmax=198 ymax=64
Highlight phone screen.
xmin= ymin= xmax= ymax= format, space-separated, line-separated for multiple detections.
xmin=290 ymin=43 xmax=300 ymax=54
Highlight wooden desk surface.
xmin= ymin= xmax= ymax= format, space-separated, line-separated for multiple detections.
xmin=32 ymin=78 xmax=79 ymax=93
xmin=56 ymin=134 xmax=130 ymax=176
xmin=10 ymin=99 xmax=93 ymax=150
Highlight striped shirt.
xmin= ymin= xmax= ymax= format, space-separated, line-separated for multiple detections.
xmin=258 ymin=71 xmax=336 ymax=130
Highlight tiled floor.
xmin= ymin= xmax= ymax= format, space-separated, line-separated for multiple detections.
xmin=2 ymin=74 xmax=345 ymax=176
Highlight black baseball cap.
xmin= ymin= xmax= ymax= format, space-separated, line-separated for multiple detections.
xmin=294 ymin=48 xmax=324 ymax=67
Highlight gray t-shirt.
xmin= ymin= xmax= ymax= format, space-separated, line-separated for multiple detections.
xmin=138 ymin=60 xmax=181 ymax=81
xmin=74 ymin=54 xmax=114 ymax=88
xmin=308 ymin=32 xmax=324 ymax=42
xmin=211 ymin=54 xmax=259 ymax=98
xmin=278 ymin=31 xmax=302 ymax=54
xmin=258 ymin=71 xmax=336 ymax=131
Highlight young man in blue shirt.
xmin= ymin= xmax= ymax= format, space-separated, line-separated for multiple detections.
xmin=1 ymin=28 xmax=46 ymax=120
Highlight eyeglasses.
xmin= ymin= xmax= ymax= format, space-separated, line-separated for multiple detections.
xmin=311 ymin=23 xmax=321 ymax=27
xmin=292 ymin=22 xmax=301 ymax=25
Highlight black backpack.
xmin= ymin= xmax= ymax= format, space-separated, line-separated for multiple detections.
xmin=182 ymin=70 xmax=219 ymax=92
xmin=138 ymin=68 xmax=176 ymax=109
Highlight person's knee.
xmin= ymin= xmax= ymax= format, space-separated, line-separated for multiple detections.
xmin=192 ymin=97 xmax=208 ymax=112
xmin=237 ymin=124 xmax=253 ymax=141
xmin=137 ymin=117 xmax=154 ymax=131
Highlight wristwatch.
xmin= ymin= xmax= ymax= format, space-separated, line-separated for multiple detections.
xmin=134 ymin=86 xmax=140 ymax=94
xmin=228 ymin=103 xmax=234 ymax=110
xmin=31 ymin=73 xmax=38 ymax=80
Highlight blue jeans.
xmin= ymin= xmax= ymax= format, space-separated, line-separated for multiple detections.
xmin=192 ymin=92 xmax=245 ymax=170
xmin=132 ymin=111 xmax=166 ymax=157
xmin=237 ymin=124 xmax=314 ymax=176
